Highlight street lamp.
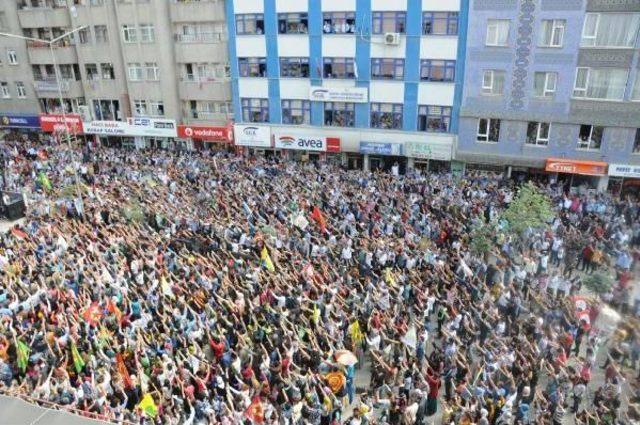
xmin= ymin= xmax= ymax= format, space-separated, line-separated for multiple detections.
xmin=0 ymin=26 xmax=87 ymax=204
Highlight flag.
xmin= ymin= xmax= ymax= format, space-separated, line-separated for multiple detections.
xmin=261 ymin=247 xmax=275 ymax=272
xmin=312 ymin=305 xmax=320 ymax=325
xmin=138 ymin=393 xmax=158 ymax=418
xmin=401 ymin=325 xmax=417 ymax=351
xmin=16 ymin=339 xmax=30 ymax=372
xmin=244 ymin=396 xmax=265 ymax=423
xmin=71 ymin=342 xmax=85 ymax=373
xmin=349 ymin=321 xmax=364 ymax=346
xmin=82 ymin=302 xmax=103 ymax=327
xmin=116 ymin=353 xmax=133 ymax=390
xmin=311 ymin=206 xmax=327 ymax=233
xmin=10 ymin=227 xmax=28 ymax=240
xmin=325 ymin=371 xmax=346 ymax=394
xmin=107 ymin=299 xmax=123 ymax=323
xmin=38 ymin=172 xmax=52 ymax=191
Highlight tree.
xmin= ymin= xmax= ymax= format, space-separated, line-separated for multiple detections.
xmin=469 ymin=222 xmax=496 ymax=258
xmin=583 ymin=272 xmax=614 ymax=295
xmin=502 ymin=182 xmax=554 ymax=235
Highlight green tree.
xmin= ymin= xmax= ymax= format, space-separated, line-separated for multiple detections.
xmin=502 ymin=182 xmax=554 ymax=235
xmin=469 ymin=223 xmax=495 ymax=257
xmin=583 ymin=272 xmax=614 ymax=295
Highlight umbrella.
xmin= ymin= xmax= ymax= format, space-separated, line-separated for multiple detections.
xmin=334 ymin=350 xmax=358 ymax=366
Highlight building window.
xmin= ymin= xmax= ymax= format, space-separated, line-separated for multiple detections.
xmin=482 ymin=70 xmax=506 ymax=95
xmin=1 ymin=82 xmax=10 ymax=98
xmin=236 ymin=14 xmax=264 ymax=35
xmin=145 ymin=62 xmax=159 ymax=80
xmin=417 ymin=105 xmax=451 ymax=132
xmin=16 ymin=82 xmax=26 ymax=98
xmin=128 ymin=63 xmax=143 ymax=81
xmin=139 ymin=24 xmax=155 ymax=43
xmin=242 ymin=98 xmax=269 ymax=123
xmin=633 ymin=129 xmax=640 ymax=153
xmin=323 ymin=12 xmax=355 ymax=34
xmin=282 ymin=99 xmax=310 ymax=125
xmin=533 ymin=72 xmax=557 ymax=98
xmin=539 ymin=19 xmax=565 ymax=47
xmin=370 ymin=103 xmax=403 ymax=130
xmin=371 ymin=58 xmax=404 ymax=80
xmin=526 ymin=122 xmax=550 ymax=146
xmin=324 ymin=102 xmax=354 ymax=127
xmin=577 ymin=124 xmax=603 ymax=150
xmin=122 ymin=25 xmax=137 ymax=43
xmin=422 ymin=12 xmax=458 ymax=35
xmin=101 ymin=63 xmax=115 ymax=79
xmin=486 ymin=19 xmax=510 ymax=46
xmin=92 ymin=99 xmax=120 ymax=121
xmin=581 ymin=13 xmax=640 ymax=48
xmin=85 ymin=63 xmax=99 ymax=80
xmin=238 ymin=57 xmax=266 ymax=77
xmin=278 ymin=13 xmax=308 ymax=34
xmin=372 ymin=11 xmax=406 ymax=34
xmin=94 ymin=25 xmax=108 ymax=43
xmin=323 ymin=57 xmax=355 ymax=79
xmin=632 ymin=73 xmax=640 ymax=101
xmin=280 ymin=57 xmax=309 ymax=78
xmin=420 ymin=60 xmax=455 ymax=82
xmin=477 ymin=118 xmax=500 ymax=143
xmin=77 ymin=27 xmax=91 ymax=44
xmin=134 ymin=99 xmax=147 ymax=115
xmin=7 ymin=50 xmax=17 ymax=65
xmin=573 ymin=67 xmax=627 ymax=100
xmin=149 ymin=101 xmax=164 ymax=116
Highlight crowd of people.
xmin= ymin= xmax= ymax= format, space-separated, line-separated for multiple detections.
xmin=0 ymin=136 xmax=638 ymax=425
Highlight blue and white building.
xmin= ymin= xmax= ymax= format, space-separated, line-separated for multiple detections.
xmin=458 ymin=0 xmax=640 ymax=191
xmin=226 ymin=0 xmax=469 ymax=172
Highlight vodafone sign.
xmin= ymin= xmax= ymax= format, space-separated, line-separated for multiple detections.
xmin=177 ymin=125 xmax=230 ymax=142
xmin=39 ymin=114 xmax=84 ymax=134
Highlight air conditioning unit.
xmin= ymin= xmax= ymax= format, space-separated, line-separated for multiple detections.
xmin=385 ymin=32 xmax=400 ymax=45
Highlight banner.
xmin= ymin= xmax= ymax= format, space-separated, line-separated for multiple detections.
xmin=39 ymin=114 xmax=84 ymax=134
xmin=177 ymin=125 xmax=230 ymax=141
xmin=234 ymin=125 xmax=271 ymax=147
xmin=83 ymin=119 xmax=177 ymax=137
xmin=545 ymin=158 xmax=607 ymax=176
xmin=404 ymin=141 xmax=452 ymax=161
xmin=0 ymin=115 xmax=40 ymax=129
xmin=608 ymin=163 xmax=640 ymax=178
xmin=359 ymin=141 xmax=403 ymax=156
xmin=83 ymin=120 xmax=129 ymax=136
xmin=309 ymin=87 xmax=368 ymax=103
xmin=273 ymin=129 xmax=341 ymax=152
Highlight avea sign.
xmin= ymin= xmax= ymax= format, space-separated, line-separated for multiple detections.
xmin=278 ymin=135 xmax=325 ymax=151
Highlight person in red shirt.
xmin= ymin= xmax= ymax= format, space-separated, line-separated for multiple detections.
xmin=425 ymin=367 xmax=441 ymax=416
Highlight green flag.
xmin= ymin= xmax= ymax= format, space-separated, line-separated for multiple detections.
xmin=38 ymin=172 xmax=52 ymax=191
xmin=16 ymin=339 xmax=30 ymax=372
xmin=71 ymin=342 xmax=85 ymax=373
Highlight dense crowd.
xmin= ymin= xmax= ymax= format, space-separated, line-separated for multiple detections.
xmin=0 ymin=137 xmax=638 ymax=425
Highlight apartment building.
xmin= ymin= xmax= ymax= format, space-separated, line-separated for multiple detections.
xmin=458 ymin=0 xmax=640 ymax=192
xmin=227 ymin=0 xmax=468 ymax=172
xmin=0 ymin=0 xmax=232 ymax=146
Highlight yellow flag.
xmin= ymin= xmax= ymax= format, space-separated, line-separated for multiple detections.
xmin=349 ymin=321 xmax=364 ymax=345
xmin=312 ymin=305 xmax=320 ymax=324
xmin=137 ymin=393 xmax=158 ymax=418
xmin=261 ymin=247 xmax=275 ymax=272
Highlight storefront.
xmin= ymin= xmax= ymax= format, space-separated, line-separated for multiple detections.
xmin=608 ymin=163 xmax=640 ymax=198
xmin=39 ymin=114 xmax=86 ymax=144
xmin=233 ymin=124 xmax=272 ymax=155
xmin=83 ymin=118 xmax=178 ymax=148
xmin=544 ymin=158 xmax=608 ymax=191
xmin=404 ymin=140 xmax=453 ymax=173
xmin=177 ymin=124 xmax=233 ymax=152
xmin=0 ymin=114 xmax=41 ymax=141
xmin=272 ymin=128 xmax=341 ymax=163
xmin=359 ymin=142 xmax=405 ymax=174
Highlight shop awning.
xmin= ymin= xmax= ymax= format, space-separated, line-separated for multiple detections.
xmin=545 ymin=158 xmax=607 ymax=176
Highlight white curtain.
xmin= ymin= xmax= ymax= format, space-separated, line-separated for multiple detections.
xmin=493 ymin=71 xmax=506 ymax=94
xmin=539 ymin=20 xmax=552 ymax=45
xmin=587 ymin=69 xmax=627 ymax=100
xmin=496 ymin=20 xmax=510 ymax=45
xmin=595 ymin=13 xmax=640 ymax=47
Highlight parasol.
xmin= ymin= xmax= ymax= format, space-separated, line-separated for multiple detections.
xmin=334 ymin=350 xmax=358 ymax=366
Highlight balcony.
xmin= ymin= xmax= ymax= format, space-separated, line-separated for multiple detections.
xmin=183 ymin=109 xmax=231 ymax=126
xmin=169 ymin=0 xmax=225 ymax=23
xmin=18 ymin=4 xmax=70 ymax=28
xmin=178 ymin=78 xmax=231 ymax=101
xmin=27 ymin=42 xmax=78 ymax=64
xmin=174 ymin=42 xmax=228 ymax=63
xmin=174 ymin=32 xmax=227 ymax=43
xmin=34 ymin=78 xmax=84 ymax=98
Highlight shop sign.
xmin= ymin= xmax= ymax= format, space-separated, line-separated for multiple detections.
xmin=359 ymin=141 xmax=402 ymax=156
xmin=39 ymin=114 xmax=84 ymax=134
xmin=0 ymin=114 xmax=40 ymax=128
xmin=309 ymin=87 xmax=368 ymax=103
xmin=404 ymin=142 xmax=452 ymax=161
xmin=127 ymin=118 xmax=177 ymax=138
xmin=545 ymin=158 xmax=607 ymax=176
xmin=234 ymin=125 xmax=271 ymax=147
xmin=608 ymin=163 xmax=640 ymax=178
xmin=273 ymin=130 xmax=341 ymax=152
xmin=177 ymin=125 xmax=230 ymax=142
xmin=83 ymin=120 xmax=129 ymax=136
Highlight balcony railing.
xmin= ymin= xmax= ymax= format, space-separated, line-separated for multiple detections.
xmin=26 ymin=39 xmax=75 ymax=48
xmin=19 ymin=0 xmax=67 ymax=9
xmin=34 ymin=78 xmax=70 ymax=92
xmin=174 ymin=32 xmax=226 ymax=43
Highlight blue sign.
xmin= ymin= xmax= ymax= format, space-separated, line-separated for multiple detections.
xmin=0 ymin=115 xmax=40 ymax=129
xmin=359 ymin=141 xmax=403 ymax=156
